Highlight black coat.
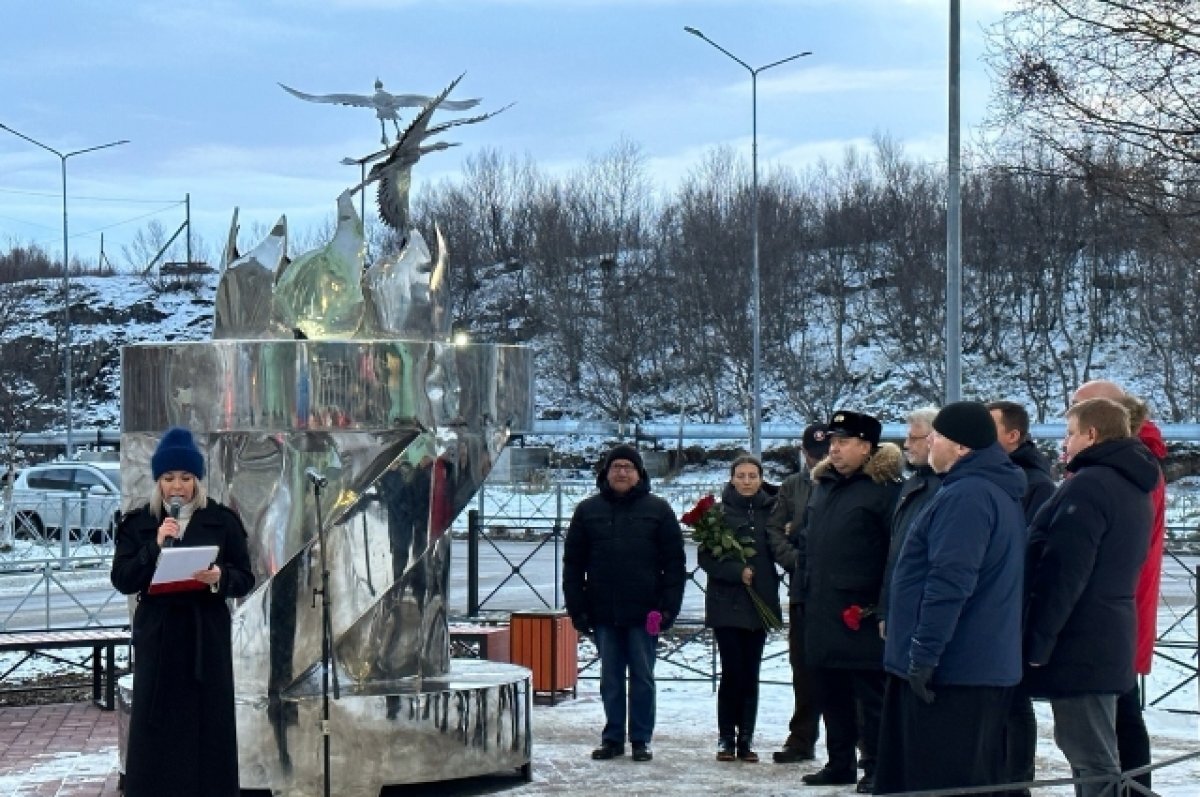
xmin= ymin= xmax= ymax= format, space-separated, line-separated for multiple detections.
xmin=765 ymin=469 xmax=814 ymax=604
xmin=699 ymin=483 xmax=782 ymax=630
xmin=1023 ymin=437 xmax=1157 ymax=697
xmin=801 ymin=444 xmax=904 ymax=669
xmin=563 ymin=465 xmax=687 ymax=629
xmin=879 ymin=464 xmax=943 ymax=621
xmin=1010 ymin=439 xmax=1056 ymax=524
xmin=111 ymin=500 xmax=255 ymax=797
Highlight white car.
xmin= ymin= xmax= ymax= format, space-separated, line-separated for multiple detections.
xmin=5 ymin=462 xmax=122 ymax=543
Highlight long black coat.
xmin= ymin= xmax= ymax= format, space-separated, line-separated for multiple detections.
xmin=699 ymin=483 xmax=782 ymax=630
xmin=563 ymin=466 xmax=687 ymax=629
xmin=879 ymin=464 xmax=942 ymax=621
xmin=801 ymin=444 xmax=904 ymax=669
xmin=1023 ymin=437 xmax=1157 ymax=698
xmin=111 ymin=500 xmax=255 ymax=797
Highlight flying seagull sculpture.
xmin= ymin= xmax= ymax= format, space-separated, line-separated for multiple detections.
xmin=348 ymin=74 xmax=512 ymax=233
xmin=279 ymin=78 xmax=482 ymax=145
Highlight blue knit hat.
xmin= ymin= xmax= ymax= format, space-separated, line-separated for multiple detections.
xmin=151 ymin=427 xmax=205 ymax=480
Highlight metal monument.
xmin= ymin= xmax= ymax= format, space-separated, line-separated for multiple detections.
xmin=117 ymin=77 xmax=532 ymax=797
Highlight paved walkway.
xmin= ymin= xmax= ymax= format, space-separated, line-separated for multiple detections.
xmin=0 ymin=703 xmax=122 ymax=797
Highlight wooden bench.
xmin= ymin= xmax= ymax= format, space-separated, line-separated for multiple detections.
xmin=449 ymin=625 xmax=511 ymax=662
xmin=0 ymin=628 xmax=131 ymax=710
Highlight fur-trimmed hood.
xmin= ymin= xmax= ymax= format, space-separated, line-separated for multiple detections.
xmin=811 ymin=441 xmax=905 ymax=485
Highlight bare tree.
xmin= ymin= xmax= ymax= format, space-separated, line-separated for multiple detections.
xmin=985 ymin=0 xmax=1200 ymax=214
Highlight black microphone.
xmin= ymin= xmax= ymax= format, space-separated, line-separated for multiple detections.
xmin=164 ymin=496 xmax=183 ymax=548
xmin=305 ymin=468 xmax=328 ymax=489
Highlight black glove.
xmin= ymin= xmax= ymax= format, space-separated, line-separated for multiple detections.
xmin=907 ymin=663 xmax=936 ymax=704
xmin=571 ymin=615 xmax=593 ymax=636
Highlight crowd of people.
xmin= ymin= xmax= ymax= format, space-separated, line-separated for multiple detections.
xmin=563 ymin=378 xmax=1167 ymax=797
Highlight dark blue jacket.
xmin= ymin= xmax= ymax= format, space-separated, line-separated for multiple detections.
xmin=883 ymin=444 xmax=1026 ymax=686
xmin=1023 ymin=437 xmax=1156 ymax=697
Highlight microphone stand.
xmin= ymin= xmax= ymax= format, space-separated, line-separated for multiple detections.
xmin=309 ymin=474 xmax=338 ymax=797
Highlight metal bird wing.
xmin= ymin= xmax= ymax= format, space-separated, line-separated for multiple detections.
xmin=279 ymin=83 xmax=383 ymax=112
xmin=279 ymin=82 xmax=482 ymax=120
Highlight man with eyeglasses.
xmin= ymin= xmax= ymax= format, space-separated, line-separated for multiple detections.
xmin=563 ymin=444 xmax=687 ymax=764
xmin=878 ymin=407 xmax=942 ymax=636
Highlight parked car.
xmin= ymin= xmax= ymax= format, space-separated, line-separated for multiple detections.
xmin=6 ymin=461 xmax=122 ymax=543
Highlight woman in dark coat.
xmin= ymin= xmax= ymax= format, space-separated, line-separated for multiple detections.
xmin=698 ymin=455 xmax=782 ymax=763
xmin=111 ymin=427 xmax=255 ymax=797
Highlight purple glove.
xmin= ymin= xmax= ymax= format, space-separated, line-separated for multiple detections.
xmin=646 ymin=610 xmax=662 ymax=635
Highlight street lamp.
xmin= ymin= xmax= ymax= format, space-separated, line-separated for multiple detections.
xmin=0 ymin=123 xmax=129 ymax=458
xmin=684 ymin=27 xmax=810 ymax=458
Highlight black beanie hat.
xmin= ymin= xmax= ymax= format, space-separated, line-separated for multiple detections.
xmin=151 ymin=427 xmax=206 ymax=480
xmin=933 ymin=401 xmax=997 ymax=450
xmin=604 ymin=444 xmax=644 ymax=473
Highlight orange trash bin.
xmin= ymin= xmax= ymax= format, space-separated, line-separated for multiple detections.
xmin=509 ymin=609 xmax=578 ymax=704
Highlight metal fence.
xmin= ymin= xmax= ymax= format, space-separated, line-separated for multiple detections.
xmin=457 ymin=480 xmax=1200 ymax=707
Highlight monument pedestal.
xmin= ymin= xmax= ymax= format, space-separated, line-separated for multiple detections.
xmin=118 ymin=660 xmax=533 ymax=797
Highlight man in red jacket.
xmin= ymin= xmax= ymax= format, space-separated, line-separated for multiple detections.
xmin=1072 ymin=379 xmax=1167 ymax=791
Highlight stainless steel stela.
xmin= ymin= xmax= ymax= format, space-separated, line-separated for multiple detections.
xmin=117 ymin=79 xmax=533 ymax=797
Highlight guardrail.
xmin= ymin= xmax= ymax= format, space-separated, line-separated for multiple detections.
xmin=1 ymin=491 xmax=121 ymax=558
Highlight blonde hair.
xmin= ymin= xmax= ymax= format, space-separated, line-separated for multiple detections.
xmin=150 ymin=479 xmax=208 ymax=518
xmin=1067 ymin=397 xmax=1131 ymax=444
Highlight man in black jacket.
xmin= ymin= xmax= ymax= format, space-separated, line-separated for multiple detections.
xmin=799 ymin=410 xmax=903 ymax=794
xmin=563 ymin=444 xmax=687 ymax=764
xmin=1025 ymin=398 xmax=1157 ymax=797
xmin=987 ymin=400 xmax=1056 ymax=524
xmin=988 ymin=399 xmax=1056 ymax=796
xmin=766 ymin=422 xmax=830 ymax=763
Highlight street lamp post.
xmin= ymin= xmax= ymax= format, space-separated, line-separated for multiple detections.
xmin=0 ymin=123 xmax=129 ymax=458
xmin=684 ymin=27 xmax=810 ymax=458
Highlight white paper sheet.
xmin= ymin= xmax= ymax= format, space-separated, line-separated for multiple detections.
xmin=151 ymin=545 xmax=219 ymax=585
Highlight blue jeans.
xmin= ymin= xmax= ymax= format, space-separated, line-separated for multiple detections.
xmin=1051 ymin=693 xmax=1120 ymax=797
xmin=594 ymin=624 xmax=658 ymax=745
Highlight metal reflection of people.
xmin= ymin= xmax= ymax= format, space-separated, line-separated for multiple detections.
xmin=111 ymin=427 xmax=255 ymax=797
xmin=701 ymin=455 xmax=781 ymax=764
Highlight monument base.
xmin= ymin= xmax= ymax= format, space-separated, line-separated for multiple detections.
xmin=117 ymin=660 xmax=533 ymax=797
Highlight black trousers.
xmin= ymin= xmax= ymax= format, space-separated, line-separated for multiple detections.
xmin=1002 ymin=684 xmax=1036 ymax=795
xmin=812 ymin=665 xmax=884 ymax=775
xmin=875 ymin=675 xmax=1013 ymax=796
xmin=1116 ymin=682 xmax=1151 ymax=790
xmin=785 ymin=603 xmax=820 ymax=751
xmin=713 ymin=626 xmax=767 ymax=741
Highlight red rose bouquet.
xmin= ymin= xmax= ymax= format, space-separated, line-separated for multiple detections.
xmin=681 ymin=494 xmax=782 ymax=631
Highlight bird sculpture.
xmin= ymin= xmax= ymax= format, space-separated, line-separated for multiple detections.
xmin=348 ymin=74 xmax=512 ymax=233
xmin=279 ymin=78 xmax=482 ymax=146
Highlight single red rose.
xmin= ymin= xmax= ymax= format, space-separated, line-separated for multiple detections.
xmin=842 ymin=605 xmax=864 ymax=631
xmin=681 ymin=508 xmax=700 ymax=526
xmin=698 ymin=494 xmax=717 ymax=513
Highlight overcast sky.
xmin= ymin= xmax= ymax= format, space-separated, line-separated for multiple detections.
xmin=0 ymin=0 xmax=1013 ymax=267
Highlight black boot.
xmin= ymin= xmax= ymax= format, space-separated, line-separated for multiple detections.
xmin=736 ymin=733 xmax=759 ymax=763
